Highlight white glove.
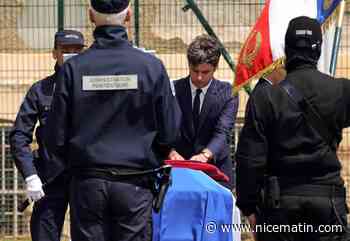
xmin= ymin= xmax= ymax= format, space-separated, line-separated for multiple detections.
xmin=25 ymin=174 xmax=45 ymax=202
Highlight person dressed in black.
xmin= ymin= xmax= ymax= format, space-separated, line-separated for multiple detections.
xmin=45 ymin=0 xmax=181 ymax=241
xmin=9 ymin=30 xmax=85 ymax=241
xmin=236 ymin=16 xmax=349 ymax=241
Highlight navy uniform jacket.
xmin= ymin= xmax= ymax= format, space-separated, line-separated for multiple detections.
xmin=174 ymin=77 xmax=239 ymax=188
xmin=45 ymin=25 xmax=181 ymax=173
xmin=236 ymin=63 xmax=350 ymax=216
xmin=10 ymin=67 xmax=58 ymax=182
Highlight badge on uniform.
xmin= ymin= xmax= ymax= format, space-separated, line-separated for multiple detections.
xmin=82 ymin=75 xmax=138 ymax=91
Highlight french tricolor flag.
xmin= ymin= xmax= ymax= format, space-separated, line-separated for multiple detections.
xmin=234 ymin=0 xmax=342 ymax=92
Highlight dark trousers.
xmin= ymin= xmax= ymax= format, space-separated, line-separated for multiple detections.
xmin=257 ymin=194 xmax=349 ymax=241
xmin=30 ymin=174 xmax=70 ymax=241
xmin=70 ymin=177 xmax=153 ymax=241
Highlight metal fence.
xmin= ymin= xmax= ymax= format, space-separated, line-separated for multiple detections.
xmin=1 ymin=0 xmax=350 ymax=239
xmin=0 ymin=123 xmax=27 ymax=239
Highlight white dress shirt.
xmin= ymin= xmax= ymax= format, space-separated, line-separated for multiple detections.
xmin=189 ymin=78 xmax=212 ymax=112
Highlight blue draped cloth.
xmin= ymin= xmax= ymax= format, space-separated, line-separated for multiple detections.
xmin=153 ymin=167 xmax=241 ymax=241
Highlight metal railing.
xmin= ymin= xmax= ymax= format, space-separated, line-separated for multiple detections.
xmin=0 ymin=123 xmax=28 ymax=239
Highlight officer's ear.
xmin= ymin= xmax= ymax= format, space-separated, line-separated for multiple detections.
xmin=52 ymin=48 xmax=58 ymax=61
xmin=89 ymin=8 xmax=96 ymax=25
xmin=124 ymin=7 xmax=132 ymax=24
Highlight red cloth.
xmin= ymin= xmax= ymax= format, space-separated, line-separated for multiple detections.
xmin=234 ymin=0 xmax=273 ymax=92
xmin=165 ymin=160 xmax=229 ymax=182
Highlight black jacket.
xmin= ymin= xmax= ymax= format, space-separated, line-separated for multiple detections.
xmin=236 ymin=63 xmax=350 ymax=216
xmin=10 ymin=66 xmax=58 ymax=182
xmin=45 ymin=25 xmax=181 ymax=177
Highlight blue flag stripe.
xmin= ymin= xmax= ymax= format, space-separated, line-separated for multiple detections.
xmin=317 ymin=0 xmax=341 ymax=24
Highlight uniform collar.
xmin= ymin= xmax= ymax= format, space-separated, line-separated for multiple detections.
xmin=52 ymin=63 xmax=61 ymax=84
xmin=54 ymin=63 xmax=61 ymax=73
xmin=261 ymin=76 xmax=273 ymax=85
xmin=92 ymin=25 xmax=130 ymax=48
xmin=286 ymin=59 xmax=317 ymax=73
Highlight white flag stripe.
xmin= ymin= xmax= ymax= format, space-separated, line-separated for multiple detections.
xmin=269 ymin=0 xmax=318 ymax=61
xmin=318 ymin=21 xmax=336 ymax=74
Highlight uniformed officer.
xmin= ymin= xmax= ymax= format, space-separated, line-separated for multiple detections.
xmin=45 ymin=1 xmax=181 ymax=241
xmin=9 ymin=30 xmax=85 ymax=241
xmin=236 ymin=16 xmax=349 ymax=241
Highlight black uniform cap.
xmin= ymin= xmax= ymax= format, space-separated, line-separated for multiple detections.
xmin=55 ymin=30 xmax=85 ymax=47
xmin=91 ymin=0 xmax=130 ymax=14
xmin=285 ymin=16 xmax=322 ymax=50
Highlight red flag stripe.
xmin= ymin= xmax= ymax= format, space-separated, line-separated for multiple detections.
xmin=234 ymin=0 xmax=274 ymax=92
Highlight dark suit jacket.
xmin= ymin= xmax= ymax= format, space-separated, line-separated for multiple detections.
xmin=174 ymin=77 xmax=239 ymax=189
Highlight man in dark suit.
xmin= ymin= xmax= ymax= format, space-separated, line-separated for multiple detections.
xmin=169 ymin=35 xmax=239 ymax=189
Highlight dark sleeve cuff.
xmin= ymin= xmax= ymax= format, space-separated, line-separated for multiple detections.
xmin=236 ymin=200 xmax=257 ymax=216
xmin=240 ymin=206 xmax=257 ymax=217
xmin=209 ymin=158 xmax=216 ymax=164
xmin=20 ymin=164 xmax=37 ymax=180
xmin=153 ymin=143 xmax=172 ymax=160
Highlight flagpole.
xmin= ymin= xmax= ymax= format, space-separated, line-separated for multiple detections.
xmin=329 ymin=0 xmax=346 ymax=76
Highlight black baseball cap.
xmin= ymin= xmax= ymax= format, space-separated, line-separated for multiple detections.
xmin=54 ymin=30 xmax=85 ymax=47
xmin=90 ymin=0 xmax=130 ymax=14
xmin=285 ymin=16 xmax=322 ymax=50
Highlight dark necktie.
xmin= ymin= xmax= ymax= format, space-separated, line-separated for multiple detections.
xmin=193 ymin=88 xmax=202 ymax=131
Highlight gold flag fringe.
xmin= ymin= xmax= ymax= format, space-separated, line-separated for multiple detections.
xmin=233 ymin=58 xmax=284 ymax=94
xmin=322 ymin=3 xmax=340 ymax=32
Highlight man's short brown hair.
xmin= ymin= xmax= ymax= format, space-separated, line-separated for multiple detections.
xmin=187 ymin=34 xmax=221 ymax=67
